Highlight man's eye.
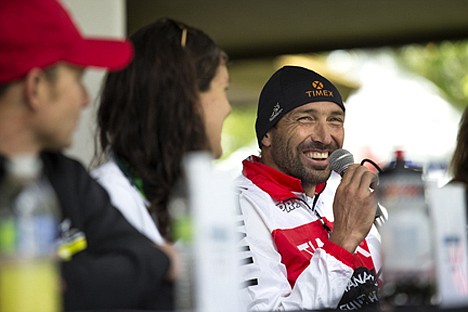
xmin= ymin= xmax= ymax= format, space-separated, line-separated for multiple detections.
xmin=329 ymin=117 xmax=344 ymax=125
xmin=297 ymin=116 xmax=313 ymax=122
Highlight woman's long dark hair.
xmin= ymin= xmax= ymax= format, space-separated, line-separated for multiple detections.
xmin=451 ymin=107 xmax=468 ymax=184
xmin=95 ymin=18 xmax=227 ymax=240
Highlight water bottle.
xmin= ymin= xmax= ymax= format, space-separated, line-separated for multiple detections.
xmin=169 ymin=152 xmax=241 ymax=312
xmin=379 ymin=150 xmax=436 ymax=307
xmin=0 ymin=155 xmax=61 ymax=312
xmin=169 ymin=177 xmax=193 ymax=311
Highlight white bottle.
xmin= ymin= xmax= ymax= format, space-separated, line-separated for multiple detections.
xmin=0 ymin=155 xmax=61 ymax=312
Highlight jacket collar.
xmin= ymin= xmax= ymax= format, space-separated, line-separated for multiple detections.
xmin=242 ymin=155 xmax=326 ymax=202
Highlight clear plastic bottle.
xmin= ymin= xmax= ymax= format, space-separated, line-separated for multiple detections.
xmin=0 ymin=155 xmax=61 ymax=312
xmin=379 ymin=150 xmax=436 ymax=307
xmin=169 ymin=177 xmax=193 ymax=312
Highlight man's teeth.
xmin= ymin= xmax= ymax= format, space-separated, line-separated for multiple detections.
xmin=305 ymin=152 xmax=328 ymax=159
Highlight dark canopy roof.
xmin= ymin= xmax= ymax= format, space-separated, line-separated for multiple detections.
xmin=127 ymin=0 xmax=468 ymax=59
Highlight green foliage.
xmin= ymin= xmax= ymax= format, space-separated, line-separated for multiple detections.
xmin=221 ymin=104 xmax=257 ymax=159
xmin=397 ymin=40 xmax=468 ymax=112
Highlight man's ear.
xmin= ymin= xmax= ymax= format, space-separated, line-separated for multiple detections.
xmin=23 ymin=68 xmax=46 ymax=110
xmin=261 ymin=131 xmax=273 ymax=148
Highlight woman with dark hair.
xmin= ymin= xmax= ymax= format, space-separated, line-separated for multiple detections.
xmin=92 ymin=18 xmax=231 ymax=244
xmin=450 ymin=107 xmax=468 ymax=186
xmin=449 ymin=107 xmax=468 ymax=211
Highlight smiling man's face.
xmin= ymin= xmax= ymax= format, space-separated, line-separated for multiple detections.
xmin=261 ymin=101 xmax=345 ymax=186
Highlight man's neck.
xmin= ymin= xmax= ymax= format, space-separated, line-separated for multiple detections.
xmin=302 ymin=183 xmax=316 ymax=197
xmin=0 ymin=94 xmax=40 ymax=158
xmin=259 ymin=155 xmax=317 ymax=197
xmin=0 ymin=128 xmax=40 ymax=158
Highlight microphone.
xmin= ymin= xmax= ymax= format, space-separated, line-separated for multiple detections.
xmin=329 ymin=149 xmax=354 ymax=177
xmin=329 ymin=149 xmax=386 ymax=225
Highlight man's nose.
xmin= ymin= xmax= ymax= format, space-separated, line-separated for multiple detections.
xmin=310 ymin=122 xmax=332 ymax=145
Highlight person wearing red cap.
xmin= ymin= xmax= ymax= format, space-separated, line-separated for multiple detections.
xmin=0 ymin=0 xmax=175 ymax=310
xmin=236 ymin=66 xmax=381 ymax=311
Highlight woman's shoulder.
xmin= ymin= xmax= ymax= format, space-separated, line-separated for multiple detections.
xmin=91 ymin=159 xmax=147 ymax=211
xmin=91 ymin=159 xmax=121 ymax=180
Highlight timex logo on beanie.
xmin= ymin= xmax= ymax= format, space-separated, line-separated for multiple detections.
xmin=255 ymin=66 xmax=345 ymax=147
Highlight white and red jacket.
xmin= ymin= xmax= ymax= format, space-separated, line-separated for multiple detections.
xmin=236 ymin=156 xmax=382 ymax=311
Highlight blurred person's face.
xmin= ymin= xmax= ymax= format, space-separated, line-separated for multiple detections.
xmin=262 ymin=101 xmax=345 ymax=186
xmin=199 ymin=64 xmax=231 ymax=159
xmin=33 ymin=63 xmax=90 ymax=150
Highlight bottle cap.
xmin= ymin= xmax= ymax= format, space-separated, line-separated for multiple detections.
xmin=7 ymin=155 xmax=42 ymax=183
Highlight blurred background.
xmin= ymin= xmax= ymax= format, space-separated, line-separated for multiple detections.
xmin=63 ymin=0 xmax=468 ymax=180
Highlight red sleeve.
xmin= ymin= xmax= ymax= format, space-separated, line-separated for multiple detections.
xmin=322 ymin=240 xmax=356 ymax=269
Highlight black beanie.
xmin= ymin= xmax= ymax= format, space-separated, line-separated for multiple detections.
xmin=255 ymin=66 xmax=345 ymax=147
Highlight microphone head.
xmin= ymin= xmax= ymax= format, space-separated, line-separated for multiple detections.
xmin=329 ymin=149 xmax=354 ymax=176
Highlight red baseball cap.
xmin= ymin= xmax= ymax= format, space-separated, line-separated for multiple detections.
xmin=0 ymin=0 xmax=134 ymax=84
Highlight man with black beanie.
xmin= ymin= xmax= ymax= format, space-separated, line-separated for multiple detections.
xmin=236 ymin=66 xmax=381 ymax=311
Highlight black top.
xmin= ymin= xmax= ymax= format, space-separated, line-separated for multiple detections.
xmin=40 ymin=152 xmax=174 ymax=311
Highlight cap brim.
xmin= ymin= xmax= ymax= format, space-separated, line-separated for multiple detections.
xmin=65 ymin=38 xmax=133 ymax=71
